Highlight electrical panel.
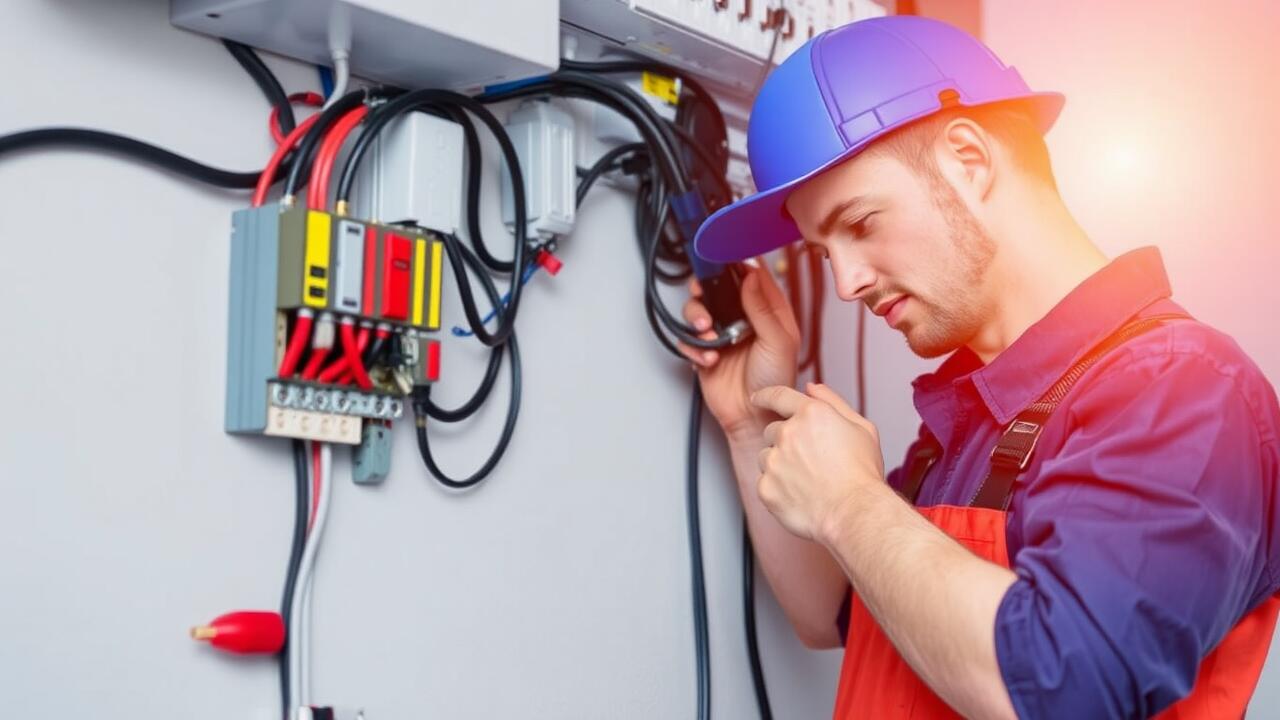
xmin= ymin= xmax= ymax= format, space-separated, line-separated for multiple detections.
xmin=226 ymin=204 xmax=444 ymax=445
xmin=560 ymin=0 xmax=891 ymax=96
xmin=561 ymin=0 xmax=893 ymax=195
xmin=171 ymin=0 xmax=559 ymax=90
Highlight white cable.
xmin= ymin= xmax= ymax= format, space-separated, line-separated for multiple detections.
xmin=324 ymin=50 xmax=350 ymax=109
xmin=290 ymin=441 xmax=333 ymax=717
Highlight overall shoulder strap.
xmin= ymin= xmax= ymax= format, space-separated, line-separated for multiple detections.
xmin=899 ymin=431 xmax=942 ymax=505
xmin=968 ymin=313 xmax=1191 ymax=511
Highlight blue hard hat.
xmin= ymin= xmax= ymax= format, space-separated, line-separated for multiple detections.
xmin=693 ymin=16 xmax=1064 ymax=263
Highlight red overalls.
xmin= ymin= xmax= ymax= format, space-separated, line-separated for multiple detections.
xmin=832 ymin=315 xmax=1280 ymax=718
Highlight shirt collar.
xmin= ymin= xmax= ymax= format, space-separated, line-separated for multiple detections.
xmin=913 ymin=247 xmax=1174 ymax=427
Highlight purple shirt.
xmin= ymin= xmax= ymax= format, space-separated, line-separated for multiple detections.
xmin=884 ymin=248 xmax=1280 ymax=717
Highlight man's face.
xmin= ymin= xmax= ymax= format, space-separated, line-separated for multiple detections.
xmin=784 ymin=150 xmax=997 ymax=358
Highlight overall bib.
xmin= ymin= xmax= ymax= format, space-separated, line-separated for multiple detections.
xmin=832 ymin=315 xmax=1280 ymax=719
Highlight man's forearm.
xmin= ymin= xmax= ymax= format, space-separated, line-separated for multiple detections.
xmin=820 ymin=484 xmax=1019 ymax=719
xmin=728 ymin=430 xmax=849 ymax=649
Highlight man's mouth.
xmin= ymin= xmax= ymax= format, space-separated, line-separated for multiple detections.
xmin=873 ymin=295 xmax=910 ymax=328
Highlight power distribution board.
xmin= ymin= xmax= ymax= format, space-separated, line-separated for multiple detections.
xmin=226 ymin=204 xmax=444 ymax=445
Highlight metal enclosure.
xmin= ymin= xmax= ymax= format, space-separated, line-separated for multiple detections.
xmin=171 ymin=0 xmax=559 ymax=90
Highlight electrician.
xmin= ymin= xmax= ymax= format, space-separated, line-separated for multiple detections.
xmin=685 ymin=15 xmax=1280 ymax=719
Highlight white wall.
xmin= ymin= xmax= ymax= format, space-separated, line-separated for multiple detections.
xmin=0 ymin=1 xmax=843 ymax=717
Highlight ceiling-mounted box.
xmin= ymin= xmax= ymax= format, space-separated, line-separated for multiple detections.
xmin=171 ymin=0 xmax=559 ymax=90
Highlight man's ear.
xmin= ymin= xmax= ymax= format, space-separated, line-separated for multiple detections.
xmin=935 ymin=117 xmax=996 ymax=201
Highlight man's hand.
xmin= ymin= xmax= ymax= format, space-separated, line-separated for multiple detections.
xmin=751 ymin=383 xmax=885 ymax=541
xmin=679 ymin=265 xmax=800 ymax=443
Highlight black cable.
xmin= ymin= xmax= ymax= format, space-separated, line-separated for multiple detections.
xmin=223 ymin=39 xmax=295 ymax=137
xmin=412 ymin=242 xmax=521 ymax=490
xmin=480 ymin=75 xmax=688 ymax=194
xmin=576 ymin=142 xmax=645 ymax=208
xmin=279 ymin=439 xmax=309 ymax=718
xmin=744 ymin=527 xmax=774 ymax=720
xmin=665 ymin=120 xmax=733 ymax=200
xmin=554 ymin=72 xmax=689 ymax=192
xmin=557 ymin=58 xmax=727 ymax=144
xmin=687 ymin=380 xmax=711 ymax=720
xmin=644 ymin=194 xmax=738 ymax=350
xmin=421 ymin=233 xmax=506 ymax=422
xmin=0 ymin=128 xmax=270 ymax=189
xmin=281 ymin=89 xmax=370 ymax=199
xmin=438 ymin=106 xmax=513 ymax=275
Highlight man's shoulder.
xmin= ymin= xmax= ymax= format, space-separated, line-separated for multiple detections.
xmin=1078 ymin=307 xmax=1279 ymax=441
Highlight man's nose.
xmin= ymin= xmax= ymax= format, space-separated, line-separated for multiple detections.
xmin=830 ymin=254 xmax=876 ymax=302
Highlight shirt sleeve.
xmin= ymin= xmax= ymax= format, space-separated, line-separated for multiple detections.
xmin=994 ymin=349 xmax=1280 ymax=719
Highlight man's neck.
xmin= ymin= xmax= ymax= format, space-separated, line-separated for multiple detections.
xmin=966 ymin=193 xmax=1108 ymax=364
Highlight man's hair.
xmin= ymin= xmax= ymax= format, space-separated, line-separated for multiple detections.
xmin=868 ymin=100 xmax=1058 ymax=192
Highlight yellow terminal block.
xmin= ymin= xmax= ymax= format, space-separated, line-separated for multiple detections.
xmin=303 ymin=211 xmax=331 ymax=308
xmin=428 ymin=239 xmax=444 ymax=329
xmin=412 ymin=237 xmax=427 ymax=327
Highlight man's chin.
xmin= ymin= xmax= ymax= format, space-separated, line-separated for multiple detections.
xmin=902 ymin=326 xmax=961 ymax=359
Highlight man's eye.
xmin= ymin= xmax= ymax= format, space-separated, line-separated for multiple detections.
xmin=848 ymin=214 xmax=875 ymax=239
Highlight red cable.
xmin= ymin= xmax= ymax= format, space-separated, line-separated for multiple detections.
xmin=277 ymin=311 xmax=314 ymax=377
xmin=340 ymin=321 xmax=374 ymax=390
xmin=317 ymin=325 xmax=371 ymax=384
xmin=300 ymin=345 xmax=330 ymax=381
xmin=252 ymin=112 xmax=321 ymax=207
xmin=308 ymin=441 xmax=322 ymax=532
xmin=269 ymin=92 xmax=325 ymax=146
xmin=307 ymin=105 xmax=368 ymax=210
xmin=335 ymin=324 xmax=378 ymax=381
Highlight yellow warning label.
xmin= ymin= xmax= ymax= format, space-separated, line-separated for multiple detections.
xmin=641 ymin=72 xmax=680 ymax=106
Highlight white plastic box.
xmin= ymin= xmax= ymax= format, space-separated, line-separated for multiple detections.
xmin=356 ymin=111 xmax=464 ymax=234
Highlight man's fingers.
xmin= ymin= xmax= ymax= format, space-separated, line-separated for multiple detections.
xmin=754 ymin=263 xmax=802 ymax=341
xmin=677 ymin=340 xmax=719 ymax=368
xmin=750 ymin=385 xmax=809 ymax=418
xmin=762 ymin=420 xmax=784 ymax=446
xmin=739 ymin=268 xmax=797 ymax=350
xmin=688 ymin=277 xmax=703 ymax=298
xmin=806 ymin=383 xmax=876 ymax=435
xmin=682 ymin=296 xmax=713 ymax=333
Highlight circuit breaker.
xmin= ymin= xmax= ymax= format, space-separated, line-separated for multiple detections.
xmin=226 ymin=204 xmax=444 ymax=445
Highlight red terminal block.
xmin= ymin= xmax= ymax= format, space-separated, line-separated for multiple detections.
xmin=381 ymin=232 xmax=413 ymax=321
xmin=535 ymin=248 xmax=563 ymax=276
xmin=428 ymin=339 xmax=441 ymax=382
xmin=190 ymin=611 xmax=284 ymax=655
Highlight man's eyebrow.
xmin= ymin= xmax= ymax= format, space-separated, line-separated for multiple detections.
xmin=817 ymin=196 xmax=870 ymax=237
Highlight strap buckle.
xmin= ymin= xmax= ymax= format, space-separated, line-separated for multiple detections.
xmin=989 ymin=419 xmax=1041 ymax=471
